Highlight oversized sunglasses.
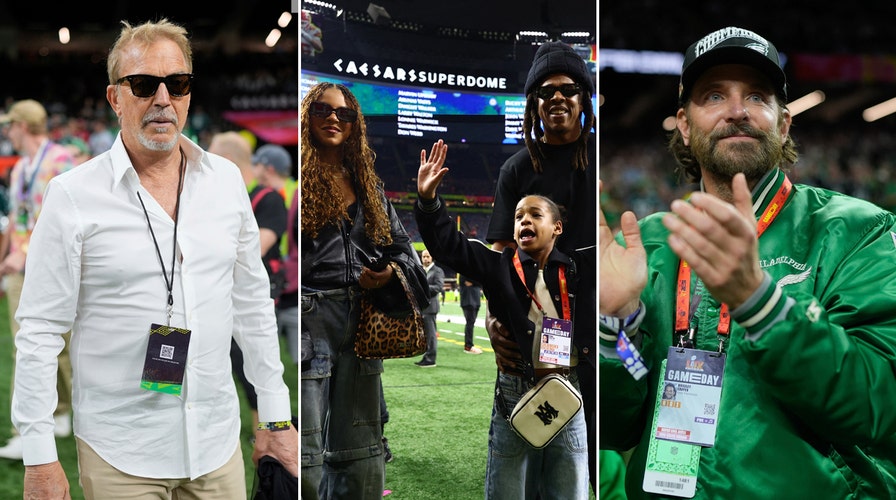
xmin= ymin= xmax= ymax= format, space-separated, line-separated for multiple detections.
xmin=309 ymin=102 xmax=359 ymax=123
xmin=116 ymin=73 xmax=194 ymax=98
xmin=535 ymin=83 xmax=582 ymax=100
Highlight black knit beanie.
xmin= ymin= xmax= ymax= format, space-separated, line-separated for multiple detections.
xmin=524 ymin=41 xmax=595 ymax=97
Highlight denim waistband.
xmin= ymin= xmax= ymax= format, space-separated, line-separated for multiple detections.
xmin=301 ymin=284 xmax=361 ymax=300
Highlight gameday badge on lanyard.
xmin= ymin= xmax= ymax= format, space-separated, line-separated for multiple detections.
xmin=643 ymin=359 xmax=700 ymax=498
xmin=539 ymin=317 xmax=573 ymax=366
xmin=140 ymin=323 xmax=192 ymax=396
xmin=655 ymin=347 xmax=726 ymax=447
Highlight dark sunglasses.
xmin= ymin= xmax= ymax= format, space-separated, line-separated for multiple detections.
xmin=116 ymin=73 xmax=194 ymax=98
xmin=535 ymin=83 xmax=582 ymax=100
xmin=309 ymin=101 xmax=359 ymax=123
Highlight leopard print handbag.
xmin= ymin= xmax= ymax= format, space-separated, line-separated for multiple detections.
xmin=355 ymin=262 xmax=426 ymax=359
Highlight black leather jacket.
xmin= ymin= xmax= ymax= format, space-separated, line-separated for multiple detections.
xmin=302 ymin=188 xmax=425 ymax=305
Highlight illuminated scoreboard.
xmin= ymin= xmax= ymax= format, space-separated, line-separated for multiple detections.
xmin=301 ymin=71 xmax=527 ymax=145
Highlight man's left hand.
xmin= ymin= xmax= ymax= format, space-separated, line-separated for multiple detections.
xmin=662 ymin=173 xmax=764 ymax=309
xmin=253 ymin=425 xmax=299 ymax=477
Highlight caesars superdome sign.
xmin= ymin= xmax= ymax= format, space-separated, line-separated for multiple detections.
xmin=311 ymin=52 xmax=511 ymax=92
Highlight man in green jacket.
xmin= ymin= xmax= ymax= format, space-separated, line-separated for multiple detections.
xmin=599 ymin=26 xmax=896 ymax=499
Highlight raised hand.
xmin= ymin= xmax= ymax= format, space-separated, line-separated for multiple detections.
xmin=599 ymin=180 xmax=647 ymax=317
xmin=417 ymin=139 xmax=449 ymax=201
xmin=661 ymin=173 xmax=763 ymax=309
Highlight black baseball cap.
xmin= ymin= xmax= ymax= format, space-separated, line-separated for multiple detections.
xmin=678 ymin=27 xmax=787 ymax=105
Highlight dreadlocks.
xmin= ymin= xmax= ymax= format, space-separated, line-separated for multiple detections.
xmin=521 ymin=89 xmax=594 ymax=174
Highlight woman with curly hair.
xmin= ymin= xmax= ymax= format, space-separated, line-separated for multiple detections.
xmin=300 ymin=82 xmax=431 ymax=499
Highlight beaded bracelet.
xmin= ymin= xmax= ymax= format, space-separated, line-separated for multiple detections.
xmin=257 ymin=421 xmax=292 ymax=432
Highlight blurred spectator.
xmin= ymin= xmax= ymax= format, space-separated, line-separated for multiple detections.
xmin=0 ymin=99 xmax=77 ymax=460
xmin=57 ymin=136 xmax=92 ymax=165
xmin=87 ymin=117 xmax=115 ymax=156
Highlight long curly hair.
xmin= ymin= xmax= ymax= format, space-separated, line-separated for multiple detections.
xmin=522 ymin=89 xmax=594 ymax=173
xmin=300 ymin=82 xmax=392 ymax=245
xmin=668 ymin=96 xmax=799 ymax=184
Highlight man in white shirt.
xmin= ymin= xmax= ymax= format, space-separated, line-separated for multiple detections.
xmin=12 ymin=19 xmax=297 ymax=499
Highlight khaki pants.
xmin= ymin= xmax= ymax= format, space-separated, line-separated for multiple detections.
xmin=77 ymin=438 xmax=246 ymax=499
xmin=6 ymin=271 xmax=73 ymax=415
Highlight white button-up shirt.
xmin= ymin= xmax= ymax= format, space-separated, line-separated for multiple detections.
xmin=12 ymin=134 xmax=292 ymax=479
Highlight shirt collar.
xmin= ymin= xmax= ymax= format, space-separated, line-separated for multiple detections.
xmin=749 ymin=168 xmax=787 ymax=219
xmin=110 ymin=133 xmax=207 ymax=190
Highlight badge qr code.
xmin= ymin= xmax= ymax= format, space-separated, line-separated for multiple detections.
xmin=160 ymin=344 xmax=175 ymax=360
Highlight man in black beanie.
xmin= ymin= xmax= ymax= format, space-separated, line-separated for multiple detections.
xmin=484 ymin=40 xmax=597 ymax=492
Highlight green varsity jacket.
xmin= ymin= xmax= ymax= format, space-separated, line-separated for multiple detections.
xmin=600 ymin=168 xmax=896 ymax=499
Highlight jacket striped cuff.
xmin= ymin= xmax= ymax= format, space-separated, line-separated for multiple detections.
xmin=416 ymin=196 xmax=441 ymax=213
xmin=730 ymin=271 xmax=795 ymax=341
xmin=599 ymin=301 xmax=645 ymax=350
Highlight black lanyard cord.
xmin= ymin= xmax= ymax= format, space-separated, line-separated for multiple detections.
xmin=136 ymin=147 xmax=186 ymax=325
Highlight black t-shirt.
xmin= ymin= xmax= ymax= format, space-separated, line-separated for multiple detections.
xmin=486 ymin=134 xmax=596 ymax=252
xmin=249 ymin=185 xmax=288 ymax=277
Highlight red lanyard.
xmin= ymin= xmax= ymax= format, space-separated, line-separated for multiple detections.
xmin=512 ymin=251 xmax=570 ymax=321
xmin=675 ymin=175 xmax=792 ymax=338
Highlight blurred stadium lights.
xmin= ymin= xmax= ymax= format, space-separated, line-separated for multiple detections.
xmin=788 ymin=90 xmax=826 ymax=117
xmin=516 ymin=30 xmax=548 ymax=43
xmin=863 ymin=96 xmax=896 ymax=122
xmin=437 ymin=26 xmax=470 ymax=39
xmin=58 ymin=27 xmax=70 ymax=45
xmin=600 ymin=49 xmax=683 ymax=75
xmin=266 ymin=29 xmax=283 ymax=48
xmin=478 ymin=30 xmax=514 ymax=42
xmin=278 ymin=12 xmax=293 ymax=28
xmin=304 ymin=0 xmax=337 ymax=12
xmin=561 ymin=31 xmax=592 ymax=42
xmin=662 ymin=115 xmax=676 ymax=132
xmin=267 ymin=11 xmax=294 ymax=48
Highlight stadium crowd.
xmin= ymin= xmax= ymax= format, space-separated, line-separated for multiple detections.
xmin=600 ymin=123 xmax=896 ymax=232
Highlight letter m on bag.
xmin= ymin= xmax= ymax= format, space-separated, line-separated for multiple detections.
xmin=534 ymin=401 xmax=560 ymax=425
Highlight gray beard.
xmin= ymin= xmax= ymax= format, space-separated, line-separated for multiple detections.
xmin=138 ymin=132 xmax=179 ymax=152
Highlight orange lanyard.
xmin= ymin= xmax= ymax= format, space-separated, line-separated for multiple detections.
xmin=512 ymin=251 xmax=570 ymax=321
xmin=675 ymin=175 xmax=793 ymax=341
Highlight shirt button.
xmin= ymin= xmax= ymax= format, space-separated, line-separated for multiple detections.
xmin=582 ymin=347 xmax=590 ymax=354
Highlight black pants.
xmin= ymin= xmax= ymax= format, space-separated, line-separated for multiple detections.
xmin=462 ymin=305 xmax=480 ymax=348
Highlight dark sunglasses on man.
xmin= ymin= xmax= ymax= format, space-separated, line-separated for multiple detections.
xmin=309 ymin=102 xmax=359 ymax=123
xmin=534 ymin=83 xmax=582 ymax=100
xmin=116 ymin=73 xmax=194 ymax=98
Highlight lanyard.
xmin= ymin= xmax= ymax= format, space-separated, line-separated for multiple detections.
xmin=136 ymin=148 xmax=186 ymax=325
xmin=675 ymin=175 xmax=793 ymax=343
xmin=17 ymin=139 xmax=50 ymax=202
xmin=512 ymin=250 xmax=570 ymax=321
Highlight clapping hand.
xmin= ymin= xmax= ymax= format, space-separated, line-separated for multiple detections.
xmin=661 ymin=173 xmax=763 ymax=309
xmin=599 ymin=180 xmax=647 ymax=317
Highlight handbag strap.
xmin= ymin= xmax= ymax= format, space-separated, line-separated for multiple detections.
xmin=383 ymin=261 xmax=420 ymax=311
